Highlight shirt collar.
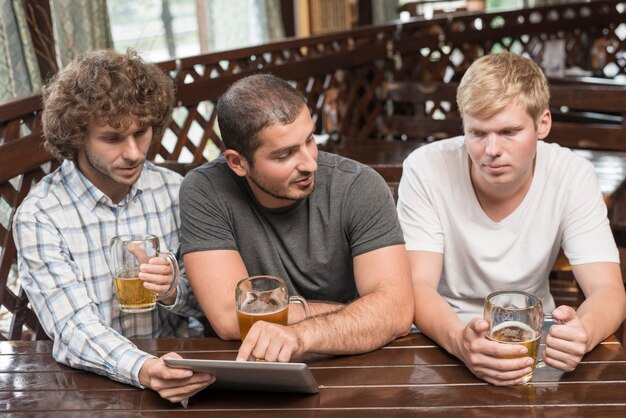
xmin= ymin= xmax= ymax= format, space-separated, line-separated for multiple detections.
xmin=61 ymin=160 xmax=145 ymax=210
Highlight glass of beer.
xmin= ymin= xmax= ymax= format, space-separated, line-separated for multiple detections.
xmin=109 ymin=234 xmax=179 ymax=313
xmin=236 ymin=275 xmax=309 ymax=340
xmin=484 ymin=290 xmax=558 ymax=383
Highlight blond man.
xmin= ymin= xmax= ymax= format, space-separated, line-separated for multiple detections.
xmin=398 ymin=52 xmax=625 ymax=385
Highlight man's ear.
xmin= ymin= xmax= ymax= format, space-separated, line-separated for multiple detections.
xmin=224 ymin=149 xmax=250 ymax=177
xmin=536 ymin=109 xmax=552 ymax=140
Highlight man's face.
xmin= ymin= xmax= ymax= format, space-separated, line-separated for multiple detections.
xmin=76 ymin=119 xmax=152 ymax=203
xmin=243 ymin=107 xmax=318 ymax=209
xmin=464 ymin=101 xmax=551 ymax=194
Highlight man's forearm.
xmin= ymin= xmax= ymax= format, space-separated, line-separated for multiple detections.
xmin=288 ymin=300 xmax=344 ymax=324
xmin=414 ymin=285 xmax=465 ymax=358
xmin=576 ymin=287 xmax=626 ymax=351
xmin=292 ymin=291 xmax=412 ymax=355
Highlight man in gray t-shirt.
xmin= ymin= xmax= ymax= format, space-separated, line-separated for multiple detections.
xmin=180 ymin=74 xmax=414 ymax=362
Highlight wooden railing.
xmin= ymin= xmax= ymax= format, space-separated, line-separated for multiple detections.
xmin=1 ymin=0 xmax=625 ymax=340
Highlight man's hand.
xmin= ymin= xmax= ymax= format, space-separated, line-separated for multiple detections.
xmin=542 ymin=305 xmax=589 ymax=372
xmin=236 ymin=321 xmax=305 ymax=362
xmin=139 ymin=257 xmax=177 ymax=305
xmin=456 ymin=318 xmax=534 ymax=386
xmin=139 ymin=353 xmax=215 ymax=403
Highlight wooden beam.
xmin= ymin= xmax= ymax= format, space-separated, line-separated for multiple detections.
xmin=21 ymin=0 xmax=58 ymax=83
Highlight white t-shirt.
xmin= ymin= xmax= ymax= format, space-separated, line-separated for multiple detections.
xmin=398 ymin=136 xmax=619 ymax=324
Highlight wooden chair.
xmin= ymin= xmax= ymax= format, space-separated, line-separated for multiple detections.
xmin=380 ymin=81 xmax=462 ymax=142
xmin=0 ymin=95 xmax=53 ymax=340
xmin=548 ymin=83 xmax=626 ymax=151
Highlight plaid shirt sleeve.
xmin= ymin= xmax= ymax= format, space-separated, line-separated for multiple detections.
xmin=158 ymin=270 xmax=204 ymax=317
xmin=14 ymin=207 xmax=153 ymax=387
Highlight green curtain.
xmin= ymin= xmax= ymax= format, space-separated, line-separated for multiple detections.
xmin=373 ymin=0 xmax=400 ymax=24
xmin=203 ymin=0 xmax=284 ymax=52
xmin=50 ymin=0 xmax=113 ymax=67
xmin=0 ymin=0 xmax=41 ymax=103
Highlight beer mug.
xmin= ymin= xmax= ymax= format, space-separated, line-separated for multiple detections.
xmin=109 ymin=234 xmax=179 ymax=313
xmin=484 ymin=290 xmax=559 ymax=383
xmin=236 ymin=275 xmax=310 ymax=340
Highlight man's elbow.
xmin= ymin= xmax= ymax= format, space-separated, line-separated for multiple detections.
xmin=391 ymin=297 xmax=415 ymax=338
xmin=207 ymin=318 xmax=241 ymax=341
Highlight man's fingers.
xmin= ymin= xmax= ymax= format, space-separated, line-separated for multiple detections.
xmin=468 ymin=318 xmax=489 ymax=334
xmin=126 ymin=242 xmax=150 ymax=263
xmin=277 ymin=345 xmax=294 ymax=363
xmin=547 ymin=324 xmax=587 ymax=344
xmin=545 ymin=334 xmax=587 ymax=357
xmin=542 ymin=346 xmax=580 ymax=372
xmin=472 ymin=362 xmax=533 ymax=385
xmin=542 ymin=349 xmax=577 ymax=372
xmin=236 ymin=326 xmax=259 ymax=361
xmin=250 ymin=334 xmax=272 ymax=361
xmin=139 ymin=272 xmax=171 ymax=288
xmin=263 ymin=340 xmax=282 ymax=362
xmin=159 ymin=376 xmax=216 ymax=403
xmin=552 ymin=305 xmax=577 ymax=322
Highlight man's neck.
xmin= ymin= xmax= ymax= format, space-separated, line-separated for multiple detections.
xmin=470 ymin=164 xmax=534 ymax=223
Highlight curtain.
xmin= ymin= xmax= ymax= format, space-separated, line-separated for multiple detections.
xmin=50 ymin=0 xmax=113 ymax=67
xmin=0 ymin=0 xmax=41 ymax=103
xmin=203 ymin=0 xmax=284 ymax=52
xmin=373 ymin=0 xmax=400 ymax=24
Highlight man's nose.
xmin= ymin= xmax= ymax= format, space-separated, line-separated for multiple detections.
xmin=485 ymin=134 xmax=503 ymax=157
xmin=297 ymin=146 xmax=317 ymax=173
xmin=122 ymin=136 xmax=143 ymax=161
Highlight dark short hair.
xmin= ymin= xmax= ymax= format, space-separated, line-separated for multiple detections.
xmin=216 ymin=74 xmax=307 ymax=163
xmin=42 ymin=49 xmax=175 ymax=161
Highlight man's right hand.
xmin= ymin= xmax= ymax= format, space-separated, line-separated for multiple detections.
xmin=139 ymin=353 xmax=215 ymax=403
xmin=455 ymin=318 xmax=535 ymax=386
xmin=236 ymin=321 xmax=306 ymax=362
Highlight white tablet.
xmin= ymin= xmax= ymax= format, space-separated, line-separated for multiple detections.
xmin=163 ymin=358 xmax=319 ymax=394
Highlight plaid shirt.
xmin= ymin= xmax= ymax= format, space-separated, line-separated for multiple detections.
xmin=14 ymin=160 xmax=200 ymax=387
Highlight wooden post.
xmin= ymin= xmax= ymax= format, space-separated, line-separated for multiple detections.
xmin=21 ymin=0 xmax=58 ymax=83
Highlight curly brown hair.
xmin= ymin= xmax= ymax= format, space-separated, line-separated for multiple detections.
xmin=41 ymin=49 xmax=175 ymax=161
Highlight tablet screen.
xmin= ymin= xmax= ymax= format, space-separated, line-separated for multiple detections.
xmin=164 ymin=358 xmax=319 ymax=394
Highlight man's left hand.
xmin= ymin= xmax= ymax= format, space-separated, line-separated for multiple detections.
xmin=542 ymin=305 xmax=589 ymax=372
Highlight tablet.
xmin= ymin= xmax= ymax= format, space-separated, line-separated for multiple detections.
xmin=163 ymin=358 xmax=319 ymax=394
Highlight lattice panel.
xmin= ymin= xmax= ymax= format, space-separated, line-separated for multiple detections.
xmin=155 ymin=24 xmax=398 ymax=163
xmin=384 ymin=1 xmax=626 ymax=141
xmin=1 ymin=104 xmax=55 ymax=340
xmin=395 ymin=1 xmax=626 ymax=83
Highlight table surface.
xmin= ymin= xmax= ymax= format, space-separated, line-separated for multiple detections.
xmin=1 ymin=333 xmax=625 ymax=417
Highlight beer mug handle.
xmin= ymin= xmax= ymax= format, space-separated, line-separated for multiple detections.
xmin=536 ymin=313 xmax=563 ymax=368
xmin=288 ymin=296 xmax=310 ymax=319
xmin=157 ymin=251 xmax=180 ymax=301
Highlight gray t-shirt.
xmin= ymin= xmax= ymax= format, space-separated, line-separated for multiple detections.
xmin=180 ymin=151 xmax=404 ymax=303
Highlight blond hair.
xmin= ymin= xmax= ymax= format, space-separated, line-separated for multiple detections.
xmin=456 ymin=52 xmax=549 ymax=126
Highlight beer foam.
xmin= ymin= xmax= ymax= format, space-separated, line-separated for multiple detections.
xmin=491 ymin=321 xmax=534 ymax=334
xmin=237 ymin=304 xmax=287 ymax=316
xmin=491 ymin=321 xmax=537 ymax=342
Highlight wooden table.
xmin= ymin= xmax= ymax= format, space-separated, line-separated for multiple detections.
xmin=2 ymin=333 xmax=625 ymax=416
